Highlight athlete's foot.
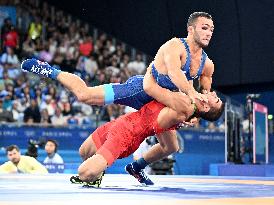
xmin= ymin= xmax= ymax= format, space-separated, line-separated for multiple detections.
xmin=21 ymin=58 xmax=61 ymax=79
xmin=125 ymin=163 xmax=154 ymax=185
xmin=70 ymin=175 xmax=84 ymax=184
xmin=71 ymin=171 xmax=105 ymax=188
xmin=82 ymin=171 xmax=105 ymax=188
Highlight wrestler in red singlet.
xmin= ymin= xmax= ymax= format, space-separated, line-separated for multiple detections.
xmin=92 ymin=101 xmax=175 ymax=166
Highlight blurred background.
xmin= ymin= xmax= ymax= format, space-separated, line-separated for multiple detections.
xmin=0 ymin=0 xmax=273 ymax=175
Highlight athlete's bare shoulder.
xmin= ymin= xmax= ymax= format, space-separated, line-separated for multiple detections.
xmin=161 ymin=37 xmax=186 ymax=55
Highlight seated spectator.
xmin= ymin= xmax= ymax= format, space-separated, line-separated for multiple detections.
xmin=84 ymin=54 xmax=98 ymax=78
xmin=0 ymin=46 xmax=20 ymax=69
xmin=0 ymin=98 xmax=14 ymax=122
xmin=127 ymin=53 xmax=146 ymax=75
xmin=23 ymin=98 xmax=41 ymax=123
xmin=51 ymin=107 xmax=67 ymax=126
xmin=79 ymin=35 xmax=93 ymax=56
xmin=22 ymin=36 xmax=36 ymax=58
xmin=0 ymin=145 xmax=48 ymax=174
xmin=40 ymin=108 xmax=52 ymax=125
xmin=43 ymin=139 xmax=64 ymax=164
xmin=3 ymin=25 xmax=19 ymax=51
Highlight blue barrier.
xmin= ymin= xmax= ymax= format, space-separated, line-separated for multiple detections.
xmin=1 ymin=125 xmax=273 ymax=175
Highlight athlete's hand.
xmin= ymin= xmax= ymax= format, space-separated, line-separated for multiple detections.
xmin=182 ymin=117 xmax=200 ymax=127
xmin=188 ymin=90 xmax=208 ymax=103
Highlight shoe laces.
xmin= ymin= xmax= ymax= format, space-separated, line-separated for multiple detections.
xmin=138 ymin=170 xmax=149 ymax=180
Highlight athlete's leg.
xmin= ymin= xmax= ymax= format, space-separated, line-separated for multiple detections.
xmin=57 ymin=72 xmax=106 ymax=105
xmin=79 ymin=133 xmax=98 ymax=161
xmin=143 ymin=130 xmax=179 ymax=163
xmin=125 ymin=130 xmax=179 ymax=185
xmin=21 ymin=59 xmax=152 ymax=109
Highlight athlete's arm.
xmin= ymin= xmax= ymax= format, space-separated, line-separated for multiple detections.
xmin=199 ymin=58 xmax=214 ymax=93
xmin=143 ymin=66 xmax=191 ymax=114
xmin=163 ymin=40 xmax=197 ymax=96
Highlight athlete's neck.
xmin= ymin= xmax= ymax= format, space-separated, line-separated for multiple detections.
xmin=185 ymin=37 xmax=202 ymax=55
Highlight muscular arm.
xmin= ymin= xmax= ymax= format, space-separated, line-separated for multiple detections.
xmin=143 ymin=67 xmax=192 ymax=115
xmin=199 ymin=58 xmax=214 ymax=92
xmin=163 ymin=40 xmax=196 ymax=95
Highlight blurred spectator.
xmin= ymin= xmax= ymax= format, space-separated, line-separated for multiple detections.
xmin=84 ymin=54 xmax=98 ymax=78
xmin=43 ymin=139 xmax=64 ymax=164
xmin=79 ymin=35 xmax=93 ymax=56
xmin=0 ymin=145 xmax=48 ymax=174
xmin=10 ymin=100 xmax=24 ymax=122
xmin=40 ymin=108 xmax=52 ymax=125
xmin=40 ymin=95 xmax=56 ymax=117
xmin=57 ymin=95 xmax=72 ymax=116
xmin=0 ymin=98 xmax=14 ymax=122
xmin=0 ymin=71 xmax=14 ymax=90
xmin=22 ymin=36 xmax=36 ymax=58
xmin=2 ymin=25 xmax=19 ymax=51
xmin=127 ymin=53 xmax=146 ymax=75
xmin=28 ymin=16 xmax=42 ymax=40
xmin=23 ymin=98 xmax=41 ymax=123
xmin=38 ymin=42 xmax=53 ymax=63
xmin=51 ymin=107 xmax=66 ymax=126
xmin=1 ymin=17 xmax=12 ymax=49
xmin=1 ymin=46 xmax=20 ymax=69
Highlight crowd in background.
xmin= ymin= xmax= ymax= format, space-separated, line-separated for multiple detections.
xmin=0 ymin=0 xmax=224 ymax=131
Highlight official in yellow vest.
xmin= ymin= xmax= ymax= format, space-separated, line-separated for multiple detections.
xmin=0 ymin=145 xmax=48 ymax=174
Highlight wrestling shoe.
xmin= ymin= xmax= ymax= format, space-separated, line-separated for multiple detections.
xmin=70 ymin=171 xmax=105 ymax=187
xmin=70 ymin=175 xmax=83 ymax=184
xmin=82 ymin=171 xmax=105 ymax=188
xmin=21 ymin=58 xmax=61 ymax=79
xmin=125 ymin=163 xmax=154 ymax=185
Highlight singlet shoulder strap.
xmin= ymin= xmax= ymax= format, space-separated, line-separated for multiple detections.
xmin=197 ymin=50 xmax=208 ymax=77
xmin=179 ymin=38 xmax=191 ymax=72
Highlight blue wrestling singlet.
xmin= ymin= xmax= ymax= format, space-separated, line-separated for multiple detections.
xmin=104 ymin=38 xmax=208 ymax=110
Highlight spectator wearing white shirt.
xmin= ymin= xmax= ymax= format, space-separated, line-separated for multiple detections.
xmin=44 ymin=139 xmax=64 ymax=164
xmin=127 ymin=54 xmax=146 ymax=75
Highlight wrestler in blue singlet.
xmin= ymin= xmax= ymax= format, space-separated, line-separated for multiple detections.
xmin=104 ymin=38 xmax=208 ymax=110
xmin=21 ymin=39 xmax=207 ymax=111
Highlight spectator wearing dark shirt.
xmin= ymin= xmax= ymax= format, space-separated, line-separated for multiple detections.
xmin=23 ymin=98 xmax=41 ymax=123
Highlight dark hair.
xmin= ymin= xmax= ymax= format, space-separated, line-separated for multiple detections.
xmin=199 ymin=102 xmax=225 ymax=122
xmin=187 ymin=12 xmax=213 ymax=28
xmin=46 ymin=139 xmax=58 ymax=153
xmin=6 ymin=145 xmax=20 ymax=154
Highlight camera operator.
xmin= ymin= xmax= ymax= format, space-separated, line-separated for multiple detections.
xmin=0 ymin=145 xmax=48 ymax=174
xmin=44 ymin=139 xmax=64 ymax=164
xmin=43 ymin=139 xmax=64 ymax=173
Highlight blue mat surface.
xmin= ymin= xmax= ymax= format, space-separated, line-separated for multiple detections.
xmin=1 ymin=174 xmax=274 ymax=205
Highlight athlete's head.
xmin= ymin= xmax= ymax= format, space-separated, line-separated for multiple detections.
xmin=187 ymin=12 xmax=214 ymax=48
xmin=6 ymin=145 xmax=21 ymax=164
xmin=198 ymin=92 xmax=225 ymax=121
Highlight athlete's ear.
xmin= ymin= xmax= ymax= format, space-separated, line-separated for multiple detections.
xmin=187 ymin=26 xmax=194 ymax=34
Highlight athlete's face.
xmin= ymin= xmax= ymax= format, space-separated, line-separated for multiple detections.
xmin=7 ymin=149 xmax=21 ymax=164
xmin=206 ymin=91 xmax=222 ymax=110
xmin=191 ymin=17 xmax=214 ymax=48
